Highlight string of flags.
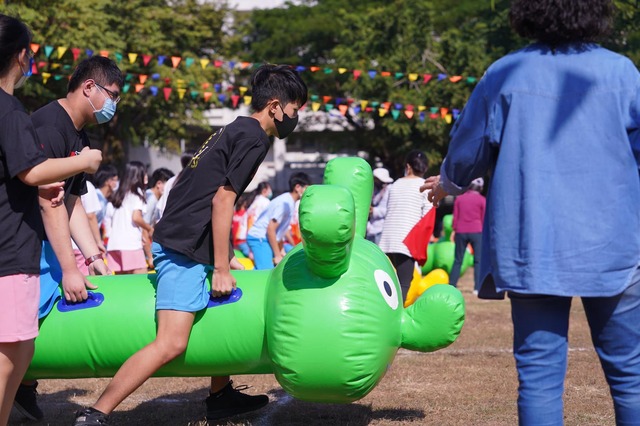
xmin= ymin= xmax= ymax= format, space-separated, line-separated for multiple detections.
xmin=28 ymin=43 xmax=466 ymax=122
xmin=29 ymin=42 xmax=480 ymax=86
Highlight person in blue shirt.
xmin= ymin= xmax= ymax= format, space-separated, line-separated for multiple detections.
xmin=423 ymin=0 xmax=640 ymax=424
xmin=247 ymin=172 xmax=311 ymax=269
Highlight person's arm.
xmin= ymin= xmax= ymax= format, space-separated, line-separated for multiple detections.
xmin=39 ymin=194 xmax=97 ymax=302
xmin=211 ymin=185 xmax=237 ymax=297
xmin=18 ymin=147 xmax=102 ymax=186
xmin=266 ymin=219 xmax=282 ymax=265
xmin=370 ymin=186 xmax=389 ymax=220
xmin=132 ymin=209 xmax=153 ymax=237
xmin=69 ymin=196 xmax=109 ymax=275
xmin=86 ymin=212 xmax=106 ymax=254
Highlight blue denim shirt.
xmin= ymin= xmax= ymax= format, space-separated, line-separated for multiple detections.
xmin=440 ymin=43 xmax=640 ymax=297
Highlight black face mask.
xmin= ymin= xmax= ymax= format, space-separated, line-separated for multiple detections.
xmin=274 ymin=104 xmax=298 ymax=139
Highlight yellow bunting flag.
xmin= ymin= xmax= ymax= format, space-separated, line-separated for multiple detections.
xmin=178 ymin=88 xmax=186 ymax=100
xmin=338 ymin=105 xmax=348 ymax=116
xmin=41 ymin=72 xmax=51 ymax=84
xmin=312 ymin=102 xmax=321 ymax=112
xmin=338 ymin=68 xmax=347 ymax=74
xmin=239 ymin=86 xmax=248 ymax=96
xmin=360 ymin=100 xmax=368 ymax=110
xmin=244 ymin=96 xmax=252 ymax=105
xmin=128 ymin=53 xmax=138 ymax=64
xmin=57 ymin=47 xmax=67 ymax=59
xmin=418 ymin=106 xmax=426 ymax=112
xmin=200 ymin=58 xmax=210 ymax=69
xmin=171 ymin=56 xmax=181 ymax=68
xmin=445 ymin=114 xmax=453 ymax=124
xmin=176 ymin=79 xmax=185 ymax=88
xmin=378 ymin=108 xmax=388 ymax=117
xmin=408 ymin=73 xmax=419 ymax=82
xmin=51 ymin=63 xmax=61 ymax=70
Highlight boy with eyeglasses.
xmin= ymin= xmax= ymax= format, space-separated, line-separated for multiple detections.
xmin=13 ymin=56 xmax=122 ymax=421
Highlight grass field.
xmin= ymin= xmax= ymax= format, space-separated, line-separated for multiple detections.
xmin=9 ymin=271 xmax=614 ymax=426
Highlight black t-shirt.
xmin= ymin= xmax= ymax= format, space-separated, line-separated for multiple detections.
xmin=0 ymin=89 xmax=48 ymax=277
xmin=31 ymin=101 xmax=89 ymax=198
xmin=154 ymin=116 xmax=270 ymax=265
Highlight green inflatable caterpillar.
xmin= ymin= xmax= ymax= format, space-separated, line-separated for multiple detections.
xmin=27 ymin=157 xmax=465 ymax=404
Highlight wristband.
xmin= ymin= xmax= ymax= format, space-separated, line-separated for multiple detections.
xmin=84 ymin=254 xmax=104 ymax=266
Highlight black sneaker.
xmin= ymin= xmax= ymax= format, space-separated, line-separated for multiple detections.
xmin=205 ymin=381 xmax=269 ymax=420
xmin=13 ymin=381 xmax=44 ymax=420
xmin=72 ymin=408 xmax=109 ymax=425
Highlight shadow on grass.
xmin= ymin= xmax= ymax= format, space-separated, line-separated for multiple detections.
xmin=10 ymin=385 xmax=425 ymax=426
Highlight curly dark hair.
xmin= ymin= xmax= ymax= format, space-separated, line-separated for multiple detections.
xmin=509 ymin=0 xmax=614 ymax=46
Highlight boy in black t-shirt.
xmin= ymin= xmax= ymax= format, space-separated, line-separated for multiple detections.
xmin=73 ymin=64 xmax=308 ymax=426
xmin=14 ymin=56 xmax=123 ymax=422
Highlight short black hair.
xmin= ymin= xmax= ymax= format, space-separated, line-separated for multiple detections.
xmin=250 ymin=64 xmax=308 ymax=112
xmin=68 ymin=56 xmax=124 ymax=93
xmin=149 ymin=167 xmax=174 ymax=187
xmin=93 ymin=164 xmax=118 ymax=188
xmin=288 ymin=172 xmax=311 ymax=192
xmin=256 ymin=181 xmax=271 ymax=193
xmin=181 ymin=150 xmax=195 ymax=169
xmin=0 ymin=15 xmax=31 ymax=77
xmin=406 ymin=150 xmax=428 ymax=177
xmin=509 ymin=0 xmax=614 ymax=46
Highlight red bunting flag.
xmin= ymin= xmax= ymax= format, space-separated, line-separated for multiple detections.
xmin=423 ymin=74 xmax=433 ymax=84
xmin=353 ymin=70 xmax=361 ymax=80
xmin=214 ymin=60 xmax=223 ymax=67
xmin=322 ymin=95 xmax=332 ymax=104
xmin=71 ymin=48 xmax=81 ymax=61
xmin=231 ymin=95 xmax=240 ymax=108
xmin=163 ymin=87 xmax=172 ymax=101
xmin=142 ymin=55 xmax=152 ymax=66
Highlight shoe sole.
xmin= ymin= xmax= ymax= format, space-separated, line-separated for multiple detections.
xmin=206 ymin=400 xmax=269 ymax=420
xmin=13 ymin=401 xmax=43 ymax=421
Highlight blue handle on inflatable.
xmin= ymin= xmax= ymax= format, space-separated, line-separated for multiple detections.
xmin=57 ymin=291 xmax=105 ymax=312
xmin=207 ymin=287 xmax=243 ymax=308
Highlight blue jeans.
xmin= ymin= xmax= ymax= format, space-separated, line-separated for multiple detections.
xmin=450 ymin=232 xmax=482 ymax=290
xmin=246 ymin=236 xmax=274 ymax=270
xmin=509 ymin=268 xmax=640 ymax=426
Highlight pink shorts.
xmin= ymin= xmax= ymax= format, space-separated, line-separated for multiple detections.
xmin=0 ymin=274 xmax=39 ymax=342
xmin=107 ymin=249 xmax=147 ymax=273
xmin=73 ymin=249 xmax=90 ymax=276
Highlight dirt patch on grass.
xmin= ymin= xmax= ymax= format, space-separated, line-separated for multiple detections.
xmin=9 ymin=272 xmax=613 ymax=425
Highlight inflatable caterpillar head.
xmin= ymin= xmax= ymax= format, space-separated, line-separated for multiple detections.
xmin=266 ymin=158 xmax=465 ymax=403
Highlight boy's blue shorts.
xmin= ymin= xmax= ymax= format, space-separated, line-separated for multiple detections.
xmin=152 ymin=242 xmax=212 ymax=312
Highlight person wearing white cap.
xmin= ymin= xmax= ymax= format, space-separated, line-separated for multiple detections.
xmin=366 ymin=168 xmax=394 ymax=245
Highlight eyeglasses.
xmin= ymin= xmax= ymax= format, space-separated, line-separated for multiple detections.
xmin=94 ymin=82 xmax=121 ymax=104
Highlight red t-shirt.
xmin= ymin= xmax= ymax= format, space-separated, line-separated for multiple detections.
xmin=453 ymin=190 xmax=486 ymax=234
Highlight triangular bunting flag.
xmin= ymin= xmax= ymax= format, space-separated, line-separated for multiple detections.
xmin=200 ymin=58 xmax=210 ymax=69
xmin=178 ymin=88 xmax=186 ymax=99
xmin=171 ymin=56 xmax=181 ymax=68
xmin=381 ymin=71 xmax=391 ymax=77
xmin=85 ymin=49 xmax=94 ymax=58
xmin=440 ymin=107 xmax=449 ymax=118
xmin=139 ymin=74 xmax=148 ymax=84
xmin=157 ymin=55 xmax=166 ymax=66
xmin=338 ymin=105 xmax=348 ymax=116
xmin=44 ymin=45 xmax=54 ymax=58
xmin=378 ymin=108 xmax=388 ymax=117
xmin=312 ymin=102 xmax=321 ymax=112
xmin=185 ymin=58 xmax=195 ymax=68
xmin=322 ymin=96 xmax=332 ymax=104
xmin=423 ymin=74 xmax=432 ymax=84
xmin=405 ymin=110 xmax=414 ymax=119
xmin=135 ymin=84 xmax=144 ymax=93
xmin=360 ymin=100 xmax=368 ymax=110
xmin=391 ymin=110 xmax=400 ymax=120
xmin=231 ymin=95 xmax=240 ymax=108
xmin=30 ymin=43 xmax=40 ymax=55
xmin=150 ymin=86 xmax=158 ymax=96
xmin=163 ymin=87 xmax=172 ymax=101
xmin=353 ymin=70 xmax=361 ymax=80
xmin=368 ymin=70 xmax=377 ymax=79
xmin=115 ymin=52 xmax=123 ymax=63
xmin=244 ymin=96 xmax=252 ymax=105
xmin=449 ymin=76 xmax=462 ymax=83
xmin=99 ymin=50 xmax=109 ymax=58
xmin=71 ymin=48 xmax=81 ymax=61
xmin=338 ymin=68 xmax=347 ymax=74
xmin=445 ymin=114 xmax=453 ymax=124
xmin=128 ymin=53 xmax=138 ymax=64
xmin=203 ymin=92 xmax=213 ymax=102
xmin=41 ymin=72 xmax=51 ymax=84
xmin=309 ymin=66 xmax=320 ymax=72
xmin=325 ymin=104 xmax=334 ymax=111
xmin=57 ymin=46 xmax=67 ymax=59
xmin=239 ymin=86 xmax=248 ymax=96
xmin=408 ymin=73 xmax=419 ymax=82
xmin=122 ymin=83 xmax=130 ymax=93
xmin=142 ymin=54 xmax=152 ymax=66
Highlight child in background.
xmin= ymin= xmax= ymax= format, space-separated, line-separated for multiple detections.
xmin=106 ymin=161 xmax=153 ymax=274
xmin=232 ymin=194 xmax=251 ymax=258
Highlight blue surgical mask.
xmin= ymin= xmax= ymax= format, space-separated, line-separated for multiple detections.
xmin=14 ymin=56 xmax=34 ymax=89
xmin=88 ymin=86 xmax=117 ymax=124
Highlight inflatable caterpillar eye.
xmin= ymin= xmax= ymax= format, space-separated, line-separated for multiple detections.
xmin=374 ymin=269 xmax=399 ymax=310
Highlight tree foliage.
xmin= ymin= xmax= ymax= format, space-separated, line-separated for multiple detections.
xmin=2 ymin=0 xmax=231 ymax=163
